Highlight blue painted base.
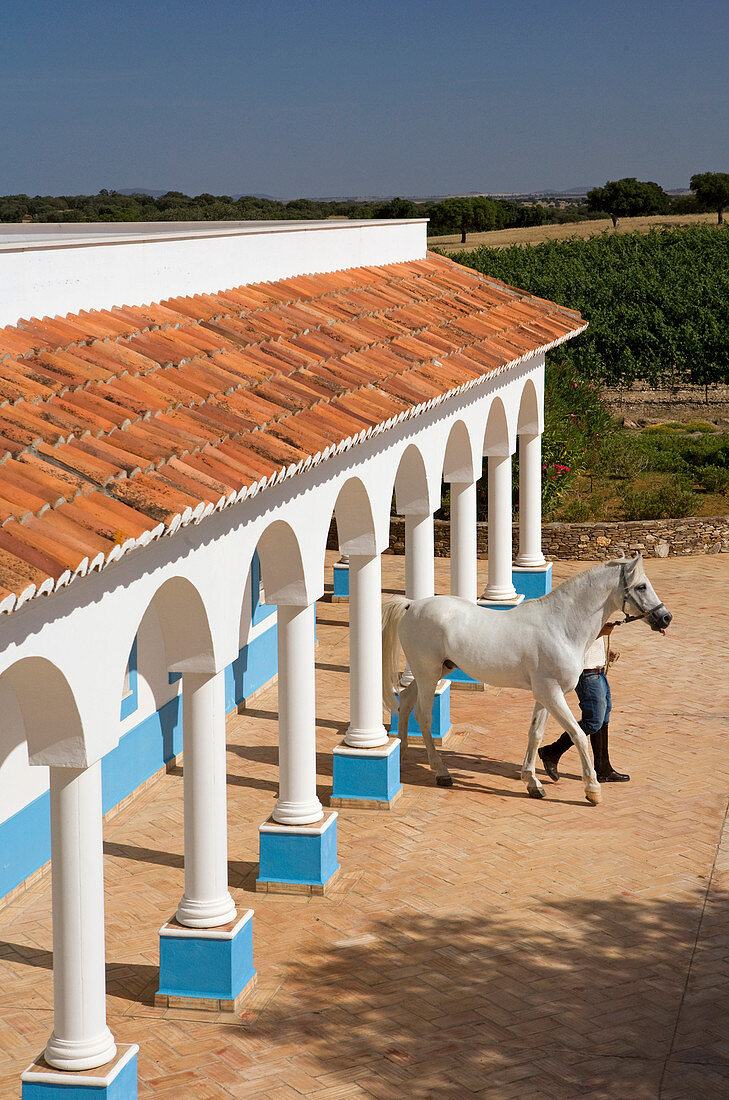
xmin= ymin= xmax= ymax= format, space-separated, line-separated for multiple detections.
xmin=332 ymin=738 xmax=401 ymax=804
xmin=258 ymin=811 xmax=339 ymax=890
xmin=390 ymin=680 xmax=451 ymax=742
xmin=444 ymin=667 xmax=482 ymax=689
xmin=157 ymin=909 xmax=255 ymax=1004
xmin=22 ymin=1046 xmax=138 ymax=1099
xmin=512 ymin=562 xmax=552 ymax=600
xmin=332 ymin=562 xmax=349 ymax=599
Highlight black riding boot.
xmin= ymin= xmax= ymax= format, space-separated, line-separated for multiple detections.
xmin=590 ymin=723 xmax=630 ymax=782
xmin=538 ymin=731 xmax=574 ymax=781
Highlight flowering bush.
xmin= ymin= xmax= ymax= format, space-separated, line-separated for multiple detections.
xmin=538 ymin=360 xmax=611 ymax=516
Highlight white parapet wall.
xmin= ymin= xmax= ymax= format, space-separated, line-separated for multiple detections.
xmin=0 ymin=218 xmax=428 ymax=327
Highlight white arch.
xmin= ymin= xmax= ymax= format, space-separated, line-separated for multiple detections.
xmin=2 ymin=657 xmax=86 ymax=768
xmin=483 ymin=396 xmax=515 ymax=457
xmin=442 ymin=419 xmax=481 ymax=483
xmin=256 ymin=519 xmax=310 ymax=606
xmin=394 ymin=443 xmax=436 ymax=515
xmin=517 ymin=377 xmax=543 ymax=435
xmin=117 ymin=575 xmax=218 ymax=703
xmin=333 ymin=477 xmax=378 ymax=556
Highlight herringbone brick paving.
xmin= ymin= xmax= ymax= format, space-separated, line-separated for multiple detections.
xmin=0 ymin=553 xmax=728 ymax=1098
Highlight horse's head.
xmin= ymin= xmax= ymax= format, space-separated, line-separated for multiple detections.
xmin=620 ymin=554 xmax=672 ymax=634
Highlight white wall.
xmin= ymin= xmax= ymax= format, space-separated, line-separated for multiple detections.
xmin=0 ymin=219 xmax=427 ymax=327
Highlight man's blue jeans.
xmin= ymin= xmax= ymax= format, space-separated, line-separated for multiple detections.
xmin=575 ymin=671 xmax=611 ymax=734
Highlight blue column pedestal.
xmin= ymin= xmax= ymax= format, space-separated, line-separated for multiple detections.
xmin=390 ymin=680 xmax=452 ymax=744
xmin=477 ymin=593 xmax=526 ymax=611
xmin=22 ymin=1045 xmax=138 ymax=1099
xmin=257 ymin=811 xmax=340 ymax=895
xmin=445 ymin=667 xmax=484 ymax=692
xmin=331 ymin=737 xmax=402 ymax=809
xmin=512 ymin=562 xmax=552 ymax=600
xmin=332 ymin=562 xmax=349 ymax=602
xmin=156 ymin=909 xmax=256 ymax=1012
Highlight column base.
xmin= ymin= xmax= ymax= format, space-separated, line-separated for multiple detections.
xmin=390 ymin=680 xmax=452 ymax=744
xmin=257 ymin=811 xmax=340 ymax=895
xmin=477 ymin=593 xmax=526 ymax=611
xmin=332 ymin=561 xmax=349 ymax=602
xmin=22 ymin=1045 xmax=138 ymax=1099
xmin=156 ymin=909 xmax=256 ymax=1011
xmin=331 ymin=737 xmax=402 ymax=808
xmin=512 ymin=561 xmax=552 ymax=599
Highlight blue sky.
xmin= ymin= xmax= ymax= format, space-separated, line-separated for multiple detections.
xmin=2 ymin=0 xmax=728 ymax=198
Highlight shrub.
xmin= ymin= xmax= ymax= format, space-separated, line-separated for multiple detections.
xmin=695 ymin=465 xmax=729 ymax=493
xmin=620 ymin=482 xmax=695 ymax=520
xmin=560 ymin=499 xmax=592 ymax=522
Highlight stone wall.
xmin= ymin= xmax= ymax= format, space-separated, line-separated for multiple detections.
xmin=361 ymin=516 xmax=729 ymax=560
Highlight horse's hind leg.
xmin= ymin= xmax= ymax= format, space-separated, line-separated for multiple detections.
xmin=397 ymin=679 xmax=418 ymax=760
xmin=413 ymin=674 xmax=452 ymax=787
xmin=537 ymin=683 xmax=601 ymax=805
xmin=521 ymin=702 xmax=549 ymax=799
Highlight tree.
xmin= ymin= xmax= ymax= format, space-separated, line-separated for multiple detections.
xmin=586 ymin=178 xmax=670 ymax=227
xmin=690 ymin=172 xmax=729 ymax=224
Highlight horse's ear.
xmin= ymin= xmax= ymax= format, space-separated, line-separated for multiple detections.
xmin=623 ymin=554 xmax=642 ymax=580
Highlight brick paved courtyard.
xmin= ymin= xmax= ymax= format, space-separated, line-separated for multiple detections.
xmin=1 ymin=553 xmax=728 ymax=1099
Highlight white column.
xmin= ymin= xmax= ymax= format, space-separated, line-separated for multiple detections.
xmin=44 ymin=762 xmax=117 ymax=1072
xmin=482 ymin=454 xmax=518 ymax=601
xmin=405 ymin=513 xmax=435 ymax=600
xmin=176 ymin=671 xmax=236 ymax=928
xmin=401 ymin=513 xmax=435 ymax=686
xmin=273 ymin=602 xmax=324 ymax=825
xmin=515 ymin=432 xmax=547 ymax=567
xmin=345 ymin=553 xmax=388 ymax=748
xmin=449 ymin=481 xmax=478 ymax=602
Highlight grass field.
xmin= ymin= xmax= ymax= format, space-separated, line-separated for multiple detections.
xmin=428 ymin=211 xmax=720 ymax=251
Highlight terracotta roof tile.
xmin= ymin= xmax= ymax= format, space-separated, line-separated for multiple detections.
xmin=0 ymin=251 xmax=585 ymax=613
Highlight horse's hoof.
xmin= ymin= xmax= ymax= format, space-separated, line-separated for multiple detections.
xmin=585 ymin=789 xmax=602 ymax=805
xmin=528 ymin=787 xmax=546 ymax=799
xmin=436 ymin=775 xmax=453 ymax=787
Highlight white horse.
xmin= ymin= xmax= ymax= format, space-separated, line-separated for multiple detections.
xmin=382 ymin=555 xmax=672 ymax=804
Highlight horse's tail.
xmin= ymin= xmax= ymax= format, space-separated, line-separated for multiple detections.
xmin=382 ymin=596 xmax=412 ymax=711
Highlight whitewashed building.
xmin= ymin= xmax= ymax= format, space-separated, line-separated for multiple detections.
xmin=0 ymin=219 xmax=585 ymax=1098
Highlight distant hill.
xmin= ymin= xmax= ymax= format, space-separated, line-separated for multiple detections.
xmin=116 ymin=188 xmax=281 ymax=200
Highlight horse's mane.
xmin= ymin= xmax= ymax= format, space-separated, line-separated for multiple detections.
xmin=535 ymin=558 xmax=627 ymax=607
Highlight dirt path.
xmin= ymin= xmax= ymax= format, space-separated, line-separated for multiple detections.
xmin=429 ymin=212 xmax=720 ymax=252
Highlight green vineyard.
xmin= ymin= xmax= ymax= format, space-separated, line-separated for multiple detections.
xmin=449 ymin=225 xmax=729 ymax=389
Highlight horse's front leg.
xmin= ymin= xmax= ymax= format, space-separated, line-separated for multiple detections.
xmin=536 ymin=683 xmax=601 ymax=805
xmin=521 ymin=702 xmax=549 ymax=799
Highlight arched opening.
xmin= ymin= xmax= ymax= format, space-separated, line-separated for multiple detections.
xmin=0 ymin=658 xmax=85 ymax=899
xmin=333 ymin=477 xmax=378 ymax=557
xmin=2 ymin=657 xmax=86 ymax=768
xmin=517 ymin=378 xmax=542 ymax=437
xmin=393 ymin=443 xmax=433 ymax=516
xmin=482 ymin=397 xmax=514 ymax=458
xmin=255 ymin=520 xmax=309 ymax=606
